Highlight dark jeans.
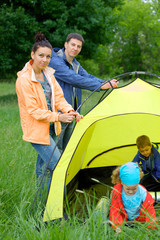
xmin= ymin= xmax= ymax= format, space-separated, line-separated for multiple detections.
xmin=52 ymin=122 xmax=73 ymax=153
xmin=140 ymin=173 xmax=160 ymax=191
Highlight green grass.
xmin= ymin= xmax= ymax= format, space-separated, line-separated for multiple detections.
xmin=0 ymin=82 xmax=17 ymax=96
xmin=1 ymin=82 xmax=160 ymax=239
xmin=0 ymin=83 xmax=38 ymax=239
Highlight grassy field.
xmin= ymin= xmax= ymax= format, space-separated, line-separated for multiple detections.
xmin=1 ymin=81 xmax=160 ymax=240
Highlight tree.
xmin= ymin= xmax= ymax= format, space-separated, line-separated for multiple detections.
xmin=0 ymin=4 xmax=38 ymax=78
xmin=103 ymin=0 xmax=160 ymax=74
xmin=0 ymin=0 xmax=124 ymax=78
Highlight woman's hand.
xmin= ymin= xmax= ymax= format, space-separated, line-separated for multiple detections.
xmin=58 ymin=112 xmax=76 ymax=123
xmin=75 ymin=112 xmax=83 ymax=122
xmin=58 ymin=111 xmax=83 ymax=123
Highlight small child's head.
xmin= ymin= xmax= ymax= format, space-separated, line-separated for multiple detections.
xmin=136 ymin=135 xmax=152 ymax=158
xmin=111 ymin=162 xmax=143 ymax=196
xmin=120 ymin=162 xmax=140 ymax=196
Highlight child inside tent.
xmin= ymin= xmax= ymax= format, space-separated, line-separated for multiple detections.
xmin=133 ymin=135 xmax=160 ymax=190
xmin=109 ymin=162 xmax=157 ymax=233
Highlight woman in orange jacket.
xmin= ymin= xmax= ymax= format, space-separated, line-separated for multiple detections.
xmin=16 ymin=32 xmax=83 ymax=193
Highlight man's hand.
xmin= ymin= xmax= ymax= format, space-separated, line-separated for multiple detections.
xmin=101 ymin=79 xmax=119 ymax=90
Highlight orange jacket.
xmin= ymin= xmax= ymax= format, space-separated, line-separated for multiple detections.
xmin=16 ymin=60 xmax=73 ymax=144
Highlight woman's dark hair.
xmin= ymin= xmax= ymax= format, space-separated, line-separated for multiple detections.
xmin=32 ymin=32 xmax=52 ymax=53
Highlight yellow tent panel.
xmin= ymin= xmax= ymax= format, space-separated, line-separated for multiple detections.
xmin=43 ymin=78 xmax=160 ymax=222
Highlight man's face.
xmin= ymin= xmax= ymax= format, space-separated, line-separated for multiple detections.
xmin=139 ymin=145 xmax=152 ymax=158
xmin=64 ymin=38 xmax=82 ymax=59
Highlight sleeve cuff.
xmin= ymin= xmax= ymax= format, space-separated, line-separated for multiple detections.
xmin=68 ymin=109 xmax=75 ymax=113
xmin=55 ymin=112 xmax=61 ymax=122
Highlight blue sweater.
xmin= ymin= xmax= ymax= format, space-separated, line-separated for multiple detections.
xmin=48 ymin=48 xmax=103 ymax=111
xmin=133 ymin=145 xmax=160 ymax=180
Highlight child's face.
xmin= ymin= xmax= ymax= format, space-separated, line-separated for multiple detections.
xmin=139 ymin=145 xmax=152 ymax=158
xmin=122 ymin=183 xmax=138 ymax=196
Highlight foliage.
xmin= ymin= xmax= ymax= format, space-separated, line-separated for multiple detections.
xmin=0 ymin=0 xmax=159 ymax=81
xmin=103 ymin=0 xmax=160 ymax=75
xmin=0 ymin=4 xmax=38 ymax=78
xmin=0 ymin=0 xmax=123 ymax=78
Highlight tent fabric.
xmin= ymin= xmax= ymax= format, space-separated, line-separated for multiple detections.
xmin=43 ymin=78 xmax=160 ymax=222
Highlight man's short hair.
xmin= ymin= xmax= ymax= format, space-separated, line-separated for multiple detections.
xmin=136 ymin=135 xmax=151 ymax=149
xmin=66 ymin=33 xmax=84 ymax=43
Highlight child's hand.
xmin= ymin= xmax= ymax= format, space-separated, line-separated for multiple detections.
xmin=115 ymin=227 xmax=121 ymax=234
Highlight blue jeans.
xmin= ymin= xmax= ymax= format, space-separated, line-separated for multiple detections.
xmin=52 ymin=122 xmax=73 ymax=152
xmin=31 ymin=135 xmax=61 ymax=193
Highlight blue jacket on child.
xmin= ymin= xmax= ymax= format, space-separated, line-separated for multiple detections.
xmin=133 ymin=144 xmax=160 ymax=180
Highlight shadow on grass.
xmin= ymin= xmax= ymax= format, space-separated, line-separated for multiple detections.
xmin=0 ymin=94 xmax=17 ymax=104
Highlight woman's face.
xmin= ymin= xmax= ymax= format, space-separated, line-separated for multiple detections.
xmin=31 ymin=47 xmax=52 ymax=71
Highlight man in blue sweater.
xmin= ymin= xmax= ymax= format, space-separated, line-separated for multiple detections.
xmin=49 ymin=33 xmax=118 ymax=152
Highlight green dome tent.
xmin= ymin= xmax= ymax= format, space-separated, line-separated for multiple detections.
xmin=43 ymin=73 xmax=160 ymax=222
